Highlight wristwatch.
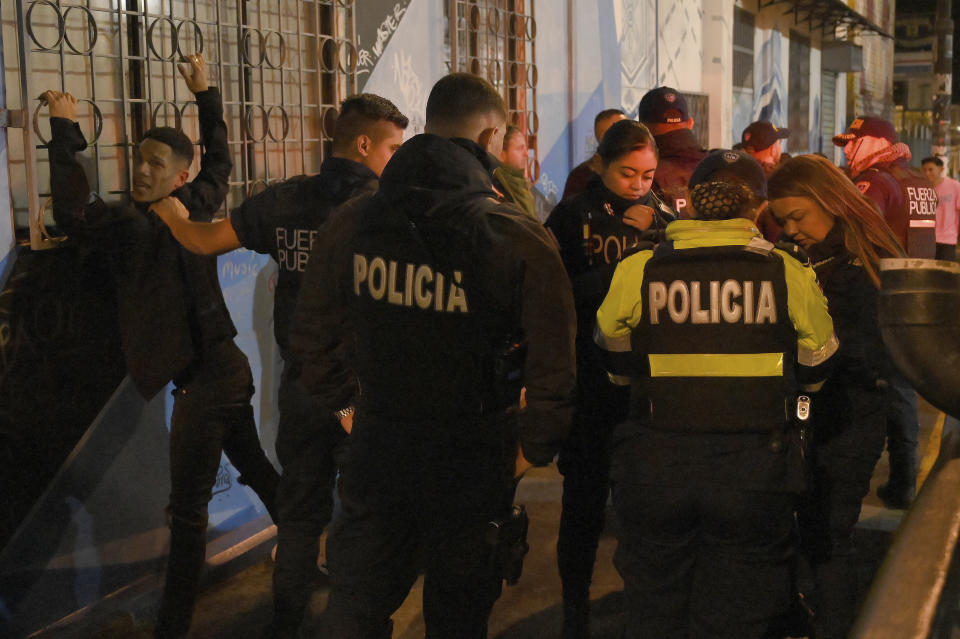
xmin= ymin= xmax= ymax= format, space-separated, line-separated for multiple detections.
xmin=334 ymin=406 xmax=355 ymax=421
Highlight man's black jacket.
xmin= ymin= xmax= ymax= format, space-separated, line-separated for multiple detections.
xmin=289 ymin=134 xmax=577 ymax=465
xmin=48 ymin=88 xmax=234 ymax=399
xmin=228 ymin=157 xmax=378 ymax=356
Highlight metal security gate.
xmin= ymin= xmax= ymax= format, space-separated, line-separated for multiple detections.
xmin=446 ymin=0 xmax=538 ymax=179
xmin=2 ymin=0 xmax=358 ymax=250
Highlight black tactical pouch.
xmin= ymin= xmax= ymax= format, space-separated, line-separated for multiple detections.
xmin=486 ymin=504 xmax=530 ymax=585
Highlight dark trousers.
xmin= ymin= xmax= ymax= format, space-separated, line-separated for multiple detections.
xmin=155 ymin=342 xmax=279 ymax=639
xmin=884 ymin=373 xmax=919 ymax=491
xmin=798 ymin=383 xmax=887 ymax=639
xmin=935 ymin=243 xmax=957 ymax=261
xmin=320 ymin=413 xmax=516 ymax=639
xmin=613 ymin=480 xmax=796 ymax=639
xmin=556 ymin=385 xmax=627 ymax=620
xmin=269 ymin=366 xmax=347 ymax=638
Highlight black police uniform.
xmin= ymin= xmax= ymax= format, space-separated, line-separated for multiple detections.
xmin=545 ymin=176 xmax=674 ymax=632
xmin=799 ymin=224 xmax=898 ymax=638
xmin=595 ymin=219 xmax=837 ymax=639
xmin=290 ymin=134 xmax=577 ymax=638
xmin=47 ymin=88 xmax=279 ymax=639
xmin=228 ymin=157 xmax=378 ymax=637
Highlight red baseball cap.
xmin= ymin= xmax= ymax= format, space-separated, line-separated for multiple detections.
xmin=741 ymin=121 xmax=790 ymax=152
xmin=833 ymin=116 xmax=898 ymax=146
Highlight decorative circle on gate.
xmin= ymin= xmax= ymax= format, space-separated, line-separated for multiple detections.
xmin=527 ymin=110 xmax=539 ymax=133
xmin=244 ymin=104 xmax=269 ymax=142
xmin=264 ymin=31 xmax=287 ymax=69
xmin=146 ymin=16 xmax=178 ymax=60
xmin=468 ymin=5 xmax=482 ymax=30
xmin=528 ymin=157 xmax=540 ymax=182
xmin=267 ymin=106 xmax=290 ymax=142
xmin=62 ymin=5 xmax=98 ymax=55
xmin=508 ymin=62 xmax=523 ymax=87
xmin=26 ymin=1 xmax=65 ymax=51
xmin=487 ymin=7 xmax=501 ymax=33
xmin=151 ymin=101 xmax=182 ymax=130
xmin=527 ymin=63 xmax=538 ymax=88
xmin=338 ymin=39 xmax=357 ymax=73
xmin=320 ymin=106 xmax=338 ymax=139
xmin=33 ymin=96 xmax=103 ymax=145
xmin=486 ymin=60 xmax=502 ymax=85
xmin=175 ymin=19 xmax=205 ymax=58
xmin=526 ymin=16 xmax=537 ymax=40
xmin=318 ymin=37 xmax=338 ymax=72
xmin=248 ymin=178 xmax=271 ymax=197
xmin=241 ymin=28 xmax=267 ymax=67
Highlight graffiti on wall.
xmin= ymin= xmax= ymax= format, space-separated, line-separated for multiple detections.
xmin=357 ymin=1 xmax=412 ymax=86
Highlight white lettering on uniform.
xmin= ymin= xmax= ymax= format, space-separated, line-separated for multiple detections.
xmin=721 ymin=279 xmax=742 ymax=323
xmin=668 ymin=281 xmax=689 ymax=323
xmin=369 ymin=257 xmax=387 ymax=300
xmin=275 ymin=228 xmax=320 ymax=272
xmin=648 ymin=279 xmax=777 ymax=325
xmin=353 ymin=253 xmax=469 ymax=313
xmin=649 ymin=282 xmax=668 ymax=323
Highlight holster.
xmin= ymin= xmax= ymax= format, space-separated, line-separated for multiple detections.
xmin=486 ymin=504 xmax=530 ymax=585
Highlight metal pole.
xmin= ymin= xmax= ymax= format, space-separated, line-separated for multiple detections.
xmin=932 ymin=0 xmax=953 ymax=171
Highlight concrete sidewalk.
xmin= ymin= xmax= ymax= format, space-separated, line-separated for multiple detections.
xmin=40 ymin=399 xmax=943 ymax=638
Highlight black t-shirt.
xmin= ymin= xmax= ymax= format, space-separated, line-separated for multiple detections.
xmin=229 ymin=157 xmax=378 ymax=353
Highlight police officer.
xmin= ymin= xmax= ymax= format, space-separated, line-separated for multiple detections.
xmin=151 ymin=94 xmax=408 ymax=638
xmin=595 ymin=150 xmax=837 ymax=639
xmin=290 ymin=73 xmax=577 ymax=638
xmin=833 ymin=116 xmax=938 ymax=258
xmin=638 ymin=87 xmax=707 ymax=218
xmin=545 ymin=119 xmax=674 ymax=638
xmin=833 ymin=116 xmax=934 ymax=509
xmin=562 ymin=109 xmax=628 ymax=200
xmin=741 ymin=121 xmax=791 ymax=243
xmin=741 ymin=120 xmax=790 ymax=176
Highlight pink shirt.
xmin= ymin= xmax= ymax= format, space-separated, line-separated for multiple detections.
xmin=935 ymin=177 xmax=960 ymax=245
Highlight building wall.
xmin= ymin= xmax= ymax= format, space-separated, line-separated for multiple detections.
xmin=847 ymin=0 xmax=896 ymax=121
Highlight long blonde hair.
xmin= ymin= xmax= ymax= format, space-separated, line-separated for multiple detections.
xmin=768 ymin=154 xmax=905 ymax=286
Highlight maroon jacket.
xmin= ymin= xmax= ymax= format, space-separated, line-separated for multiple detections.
xmin=652 ymin=128 xmax=706 ymax=219
xmin=853 ymin=157 xmax=937 ymax=256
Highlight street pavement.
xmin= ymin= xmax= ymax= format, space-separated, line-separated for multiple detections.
xmin=38 ymin=400 xmax=944 ymax=638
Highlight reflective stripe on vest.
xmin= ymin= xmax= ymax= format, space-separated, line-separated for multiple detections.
xmin=648 ymin=352 xmax=784 ymax=377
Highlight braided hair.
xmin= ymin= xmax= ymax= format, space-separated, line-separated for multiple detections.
xmin=689 ymin=179 xmax=756 ymax=220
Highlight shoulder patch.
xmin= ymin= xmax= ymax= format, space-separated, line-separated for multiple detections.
xmin=856 ymin=181 xmax=871 ymax=194
xmin=774 ymin=241 xmax=811 ymax=266
xmin=744 ymin=236 xmax=775 ymax=255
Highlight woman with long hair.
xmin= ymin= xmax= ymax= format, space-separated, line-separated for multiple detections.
xmin=545 ymin=119 xmax=674 ymax=638
xmin=769 ymin=154 xmax=905 ymax=639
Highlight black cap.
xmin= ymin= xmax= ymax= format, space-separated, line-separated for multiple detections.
xmin=637 ymin=87 xmax=689 ymax=125
xmin=689 ymin=149 xmax=767 ymax=199
xmin=833 ymin=116 xmax=898 ymax=146
xmin=741 ymin=120 xmax=790 ymax=151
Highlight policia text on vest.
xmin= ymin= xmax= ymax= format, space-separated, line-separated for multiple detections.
xmin=648 ymin=279 xmax=777 ymax=325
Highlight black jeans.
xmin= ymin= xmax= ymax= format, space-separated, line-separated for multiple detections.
xmin=798 ymin=382 xmax=887 ymax=639
xmin=269 ymin=364 xmax=348 ymax=638
xmin=155 ymin=341 xmax=279 ymax=639
xmin=884 ymin=372 xmax=919 ymax=490
xmin=319 ymin=413 xmax=516 ymax=639
xmin=556 ymin=380 xmax=628 ymax=619
xmin=613 ymin=479 xmax=796 ymax=639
